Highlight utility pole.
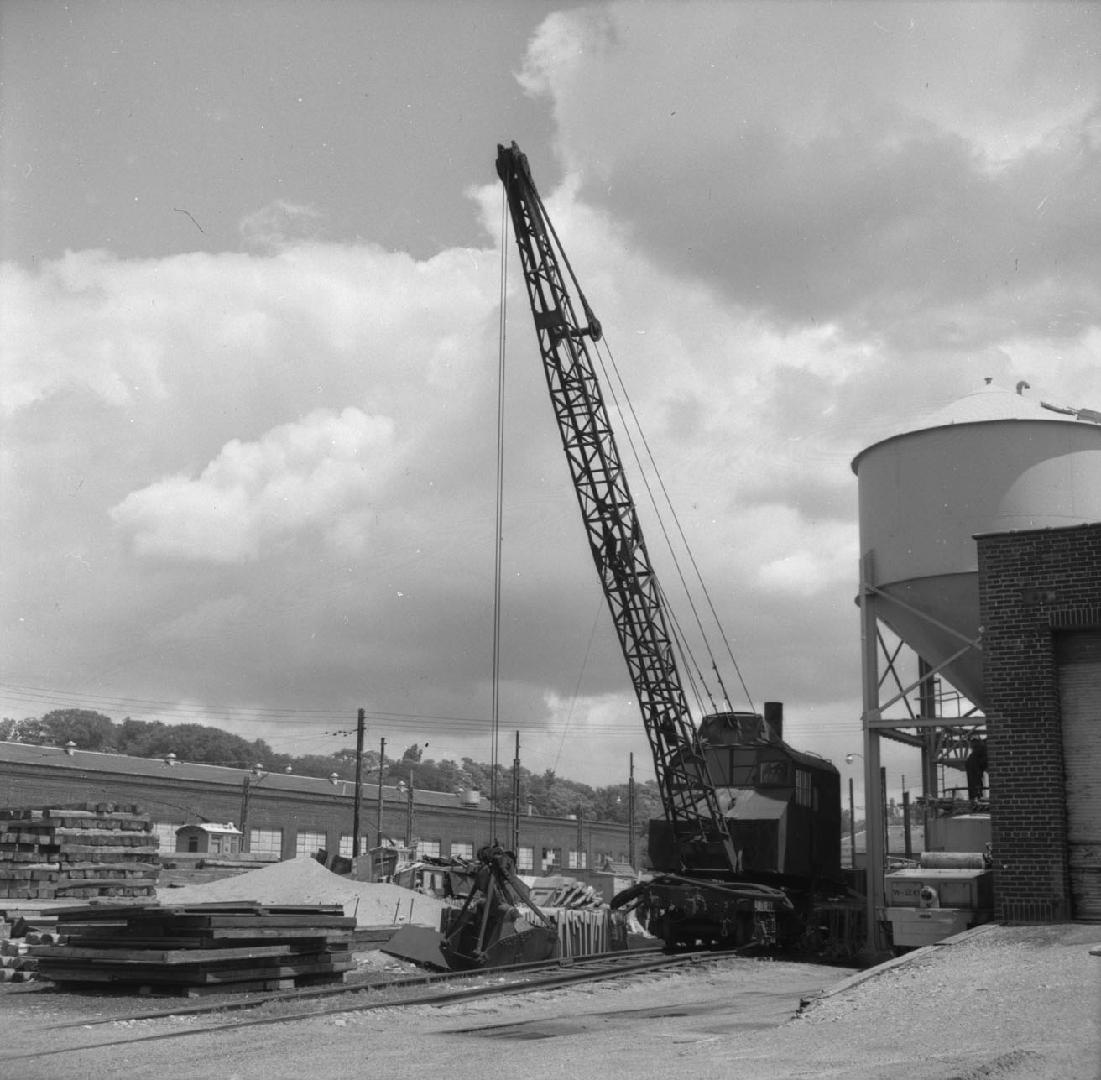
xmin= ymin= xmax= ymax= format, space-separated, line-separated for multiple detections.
xmin=351 ymin=708 xmax=366 ymax=858
xmin=239 ymin=773 xmax=252 ymax=853
xmin=919 ymin=657 xmax=938 ymax=812
xmin=404 ymin=775 xmax=414 ymax=850
xmin=627 ymin=753 xmax=636 ymax=871
xmin=849 ymin=776 xmax=856 ymax=872
xmin=576 ymin=804 xmax=584 ymax=870
xmin=374 ymin=735 xmax=387 ymax=858
xmin=511 ymin=731 xmax=521 ymax=855
xmin=881 ymin=765 xmax=889 ymax=860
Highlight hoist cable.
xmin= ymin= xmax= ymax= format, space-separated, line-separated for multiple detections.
xmin=658 ymin=580 xmax=718 ymax=715
xmin=527 ymin=168 xmax=754 ymax=734
xmin=489 ymin=185 xmax=510 ymax=840
xmin=587 ymin=336 xmax=725 ymax=710
xmin=593 ymin=332 xmax=755 ymax=716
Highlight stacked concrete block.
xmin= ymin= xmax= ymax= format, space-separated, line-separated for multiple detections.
xmin=0 ymin=803 xmax=160 ymax=901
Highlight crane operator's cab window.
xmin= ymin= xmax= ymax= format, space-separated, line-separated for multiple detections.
xmin=795 ymin=768 xmax=816 ymax=809
xmin=756 ymin=760 xmax=791 ymax=787
xmin=710 ymin=749 xmax=793 ymax=789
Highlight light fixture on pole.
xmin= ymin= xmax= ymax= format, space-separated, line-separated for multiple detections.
xmin=843 ymin=754 xmax=862 ymax=872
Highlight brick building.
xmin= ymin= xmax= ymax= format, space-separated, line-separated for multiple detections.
xmin=0 ymin=741 xmax=631 ymax=877
xmin=977 ymin=522 xmax=1101 ymax=922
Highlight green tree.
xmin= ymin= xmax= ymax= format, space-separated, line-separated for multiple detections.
xmin=5 ymin=705 xmax=660 ymax=830
xmin=0 ymin=716 xmax=43 ymax=742
xmin=38 ymin=710 xmax=116 ymax=750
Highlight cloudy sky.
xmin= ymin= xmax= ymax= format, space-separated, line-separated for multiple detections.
xmin=2 ymin=2 xmax=1099 ymax=804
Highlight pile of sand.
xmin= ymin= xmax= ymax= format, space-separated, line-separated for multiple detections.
xmin=156 ymin=857 xmax=446 ymax=928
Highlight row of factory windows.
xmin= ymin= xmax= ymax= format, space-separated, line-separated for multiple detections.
xmin=154 ymin=822 xmax=592 ymax=871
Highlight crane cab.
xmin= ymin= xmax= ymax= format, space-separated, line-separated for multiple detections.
xmin=648 ymin=706 xmax=842 ymax=886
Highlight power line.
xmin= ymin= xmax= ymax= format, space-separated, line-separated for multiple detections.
xmin=0 ymin=681 xmax=486 ymax=726
xmin=0 ymin=680 xmax=863 ymax=739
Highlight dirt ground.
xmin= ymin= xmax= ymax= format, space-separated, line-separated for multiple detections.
xmin=0 ymin=922 xmax=1097 ymax=1080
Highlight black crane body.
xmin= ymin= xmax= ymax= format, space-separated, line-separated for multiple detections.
xmin=495 ymin=143 xmax=734 ymax=871
xmin=495 ymin=143 xmax=835 ymax=950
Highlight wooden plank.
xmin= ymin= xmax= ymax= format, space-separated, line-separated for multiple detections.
xmin=33 ymin=966 xmax=116 ymax=983
xmin=34 ymin=950 xmax=343 ymax=974
xmin=46 ymin=931 xmax=354 ymax=947
xmin=151 ymin=913 xmax=354 ymax=930
xmin=167 ymin=902 xmax=346 ymax=915
xmin=190 ymin=959 xmax=354 ymax=984
xmin=51 ymin=846 xmax=157 ymax=856
xmin=184 ymin=978 xmax=297 ymax=996
xmin=52 ymin=904 xmax=155 ymax=919
xmin=200 ymin=928 xmax=355 ymax=942
xmin=29 ymin=942 xmax=333 ymax=964
xmin=37 ymin=956 xmax=353 ymax=985
xmin=52 ymin=862 xmax=158 ymax=873
xmin=53 ymin=878 xmax=159 ymax=891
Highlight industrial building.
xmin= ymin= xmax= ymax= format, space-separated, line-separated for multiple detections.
xmin=0 ymin=740 xmax=631 ymax=878
xmin=852 ymin=381 xmax=1100 ymax=942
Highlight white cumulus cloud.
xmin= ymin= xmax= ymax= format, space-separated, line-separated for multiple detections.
xmin=110 ymin=406 xmax=396 ymax=562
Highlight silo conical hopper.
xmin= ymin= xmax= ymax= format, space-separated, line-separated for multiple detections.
xmin=852 ymin=382 xmax=1101 ymax=710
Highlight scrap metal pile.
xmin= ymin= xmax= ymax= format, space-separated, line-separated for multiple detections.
xmin=438 ymin=843 xmax=558 ymax=970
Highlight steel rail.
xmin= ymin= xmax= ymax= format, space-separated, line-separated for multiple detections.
xmin=48 ymin=943 xmax=667 ymax=1029
xmin=4 ymin=948 xmax=745 ymax=1064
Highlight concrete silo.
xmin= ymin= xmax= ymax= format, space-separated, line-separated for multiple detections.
xmin=850 ymin=380 xmax=1101 ymax=945
xmin=852 ymin=380 xmax=1101 ymax=710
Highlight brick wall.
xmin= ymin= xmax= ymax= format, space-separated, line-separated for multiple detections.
xmin=977 ymin=522 xmax=1101 ymax=923
xmin=0 ymin=754 xmax=631 ymax=871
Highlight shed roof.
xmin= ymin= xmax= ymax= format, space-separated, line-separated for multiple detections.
xmin=177 ymin=822 xmax=241 ymax=835
xmin=0 ymin=740 xmax=489 ymax=812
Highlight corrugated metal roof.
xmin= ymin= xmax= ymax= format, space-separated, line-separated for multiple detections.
xmin=0 ymin=740 xmax=487 ymax=811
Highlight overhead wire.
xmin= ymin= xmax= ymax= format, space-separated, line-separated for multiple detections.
xmin=0 ymin=677 xmax=869 ymax=736
xmin=657 ymin=581 xmax=717 ymax=715
xmin=488 ymin=181 xmax=511 ymax=838
xmin=530 ymin=178 xmax=752 ymax=718
xmin=0 ymin=681 xmax=489 ymax=728
xmin=592 ymin=332 xmax=755 ymax=715
xmin=551 ymin=596 xmax=605 ymax=775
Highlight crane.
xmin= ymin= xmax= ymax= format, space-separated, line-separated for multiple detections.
xmin=496 ymin=144 xmax=853 ymax=953
xmin=495 ymin=142 xmax=738 ymax=877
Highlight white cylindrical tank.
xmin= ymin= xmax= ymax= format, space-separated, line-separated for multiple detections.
xmin=852 ymin=382 xmax=1101 ymax=707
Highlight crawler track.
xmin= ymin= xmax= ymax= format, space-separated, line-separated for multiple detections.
xmin=3 ymin=945 xmax=748 ymax=1064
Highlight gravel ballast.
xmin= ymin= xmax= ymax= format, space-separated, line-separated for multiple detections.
xmin=0 ymin=921 xmax=1096 ymax=1079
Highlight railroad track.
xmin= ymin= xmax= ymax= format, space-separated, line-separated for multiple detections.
xmin=3 ymin=945 xmax=750 ymax=1064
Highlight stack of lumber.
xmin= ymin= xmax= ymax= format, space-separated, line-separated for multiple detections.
xmin=0 ymin=920 xmax=57 ymax=983
xmin=31 ymin=901 xmax=356 ymax=995
xmin=0 ymin=803 xmax=159 ymax=901
xmin=159 ymin=851 xmax=280 ymax=889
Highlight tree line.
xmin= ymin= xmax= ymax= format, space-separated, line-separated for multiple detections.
xmin=0 ymin=709 xmax=660 ymax=829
